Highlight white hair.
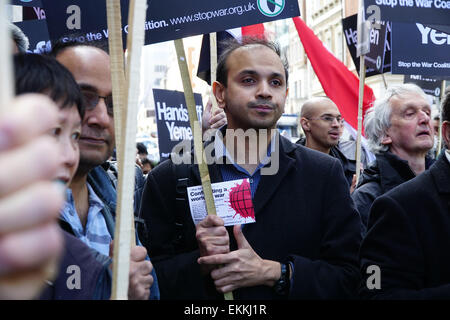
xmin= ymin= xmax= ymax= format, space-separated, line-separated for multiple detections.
xmin=10 ymin=23 xmax=29 ymax=53
xmin=364 ymin=83 xmax=428 ymax=154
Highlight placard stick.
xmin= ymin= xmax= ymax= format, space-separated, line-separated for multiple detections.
xmin=381 ymin=73 xmax=388 ymax=89
xmin=123 ymin=0 xmax=144 ymax=245
xmin=355 ymin=55 xmax=366 ymax=184
xmin=106 ymin=0 xmax=126 ymax=159
xmin=209 ymin=32 xmax=219 ymax=112
xmin=111 ymin=0 xmax=146 ymax=300
xmin=0 ymin=1 xmax=14 ymax=113
xmin=436 ymin=81 xmax=446 ymax=158
xmin=174 ymin=38 xmax=233 ymax=301
xmin=107 ymin=0 xmax=136 ymax=251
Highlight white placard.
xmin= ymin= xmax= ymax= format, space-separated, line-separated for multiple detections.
xmin=188 ymin=179 xmax=256 ymax=226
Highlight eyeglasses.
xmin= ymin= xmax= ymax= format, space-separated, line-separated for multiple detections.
xmin=81 ymin=90 xmax=114 ymax=116
xmin=307 ymin=115 xmax=344 ymax=125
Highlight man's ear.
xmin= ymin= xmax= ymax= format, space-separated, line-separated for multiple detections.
xmin=300 ymin=117 xmax=310 ymax=132
xmin=212 ymin=81 xmax=226 ymax=110
xmin=381 ymin=134 xmax=392 ymax=146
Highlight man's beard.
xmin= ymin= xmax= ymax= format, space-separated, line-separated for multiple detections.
xmin=77 ymin=149 xmax=112 ymax=175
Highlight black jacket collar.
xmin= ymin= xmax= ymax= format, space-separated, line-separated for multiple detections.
xmin=359 ymin=151 xmax=434 ymax=193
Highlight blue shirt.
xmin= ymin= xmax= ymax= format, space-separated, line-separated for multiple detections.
xmin=213 ymin=129 xmax=274 ymax=198
xmin=61 ymin=183 xmax=112 ymax=257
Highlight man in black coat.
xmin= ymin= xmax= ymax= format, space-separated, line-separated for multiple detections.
xmin=359 ymin=92 xmax=450 ymax=299
xmin=352 ymin=84 xmax=434 ymax=228
xmin=138 ymin=37 xmax=361 ymax=299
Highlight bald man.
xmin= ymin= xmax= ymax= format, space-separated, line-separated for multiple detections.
xmin=298 ymin=97 xmax=355 ymax=187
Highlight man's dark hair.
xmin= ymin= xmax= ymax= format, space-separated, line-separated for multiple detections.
xmin=49 ymin=37 xmax=108 ymax=58
xmin=14 ymin=53 xmax=85 ymax=118
xmin=442 ymin=92 xmax=450 ymax=122
xmin=216 ymin=37 xmax=289 ymax=87
xmin=136 ymin=142 xmax=148 ymax=155
xmin=141 ymin=157 xmax=153 ymax=168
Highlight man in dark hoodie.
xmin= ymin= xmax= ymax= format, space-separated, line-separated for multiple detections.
xmin=351 ymin=84 xmax=434 ymax=228
xmin=298 ymin=97 xmax=355 ymax=188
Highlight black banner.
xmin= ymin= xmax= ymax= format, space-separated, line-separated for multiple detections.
xmin=22 ymin=6 xmax=45 ymax=21
xmin=404 ymin=74 xmax=443 ymax=96
xmin=342 ymin=14 xmax=390 ymax=77
xmin=364 ymin=0 xmax=450 ymax=25
xmin=11 ymin=0 xmax=42 ymax=7
xmin=14 ymin=19 xmax=51 ymax=54
xmin=391 ymin=22 xmax=450 ymax=77
xmin=153 ymin=89 xmax=203 ymax=162
xmin=42 ymin=0 xmax=300 ymax=47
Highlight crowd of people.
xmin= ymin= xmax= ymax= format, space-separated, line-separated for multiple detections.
xmin=1 ymin=25 xmax=450 ymax=300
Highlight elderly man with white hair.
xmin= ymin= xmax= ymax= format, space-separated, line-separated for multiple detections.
xmin=352 ymin=84 xmax=435 ymax=228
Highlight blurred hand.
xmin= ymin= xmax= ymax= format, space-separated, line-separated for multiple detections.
xmin=0 ymin=95 xmax=65 ymax=299
xmin=202 ymin=99 xmax=227 ymax=140
xmin=350 ymin=174 xmax=357 ymax=194
xmin=128 ymin=246 xmax=153 ymax=300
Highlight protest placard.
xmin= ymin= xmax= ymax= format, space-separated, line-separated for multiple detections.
xmin=153 ymin=89 xmax=203 ymax=162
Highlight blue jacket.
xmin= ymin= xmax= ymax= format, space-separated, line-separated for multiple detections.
xmin=87 ymin=164 xmax=160 ymax=300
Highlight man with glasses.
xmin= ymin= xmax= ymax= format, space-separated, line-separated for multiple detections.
xmin=298 ymin=97 xmax=355 ymax=188
xmin=352 ymin=84 xmax=434 ymax=229
xmin=52 ymin=42 xmax=159 ymax=299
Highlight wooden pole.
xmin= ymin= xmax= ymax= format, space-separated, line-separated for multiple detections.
xmin=209 ymin=32 xmax=219 ymax=112
xmin=355 ymin=55 xmax=366 ymax=184
xmin=437 ymin=80 xmax=446 ymax=158
xmin=381 ymin=73 xmax=388 ymax=89
xmin=174 ymin=38 xmax=233 ymax=301
xmin=355 ymin=0 xmax=369 ymax=184
xmin=106 ymin=0 xmax=126 ymax=159
xmin=111 ymin=0 xmax=146 ymax=300
xmin=0 ymin=1 xmax=14 ymax=113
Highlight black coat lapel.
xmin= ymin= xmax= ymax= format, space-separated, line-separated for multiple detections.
xmin=431 ymin=152 xmax=450 ymax=194
xmin=253 ymin=136 xmax=296 ymax=215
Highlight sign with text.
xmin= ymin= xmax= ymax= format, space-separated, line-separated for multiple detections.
xmin=342 ymin=14 xmax=390 ymax=77
xmin=188 ymin=179 xmax=256 ymax=227
xmin=42 ymin=0 xmax=300 ymax=47
xmin=153 ymin=89 xmax=203 ymax=162
xmin=391 ymin=22 xmax=450 ymax=76
xmin=14 ymin=19 xmax=51 ymax=54
xmin=11 ymin=0 xmax=42 ymax=7
xmin=22 ymin=6 xmax=46 ymax=20
xmin=404 ymin=74 xmax=443 ymax=96
xmin=364 ymin=0 xmax=450 ymax=25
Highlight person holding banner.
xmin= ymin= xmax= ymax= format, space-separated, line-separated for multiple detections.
xmin=351 ymin=84 xmax=435 ymax=228
xmin=139 ymin=37 xmax=361 ymax=299
xmin=359 ymin=92 xmax=450 ymax=299
xmin=297 ymin=97 xmax=356 ymax=189
xmin=52 ymin=42 xmax=159 ymax=300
